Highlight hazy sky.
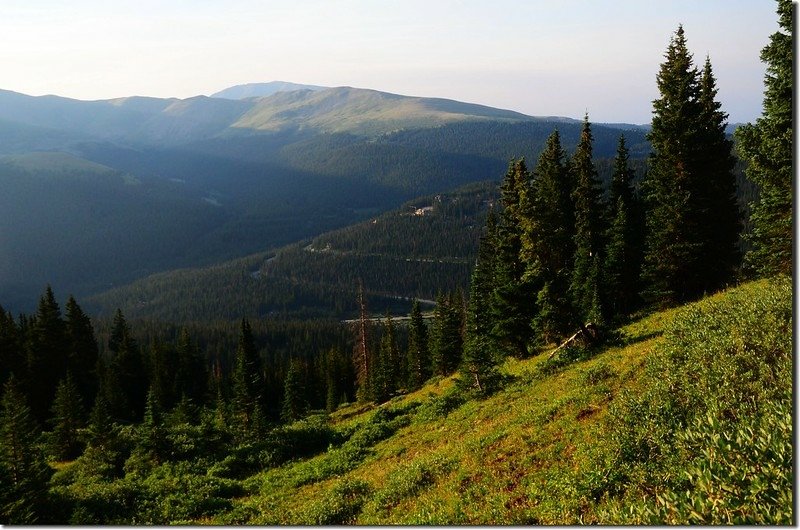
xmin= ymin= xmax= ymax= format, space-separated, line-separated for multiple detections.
xmin=0 ymin=0 xmax=779 ymax=124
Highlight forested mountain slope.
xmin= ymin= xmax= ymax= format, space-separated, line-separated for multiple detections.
xmin=85 ymin=182 xmax=500 ymax=321
xmin=0 ymin=86 xmax=649 ymax=313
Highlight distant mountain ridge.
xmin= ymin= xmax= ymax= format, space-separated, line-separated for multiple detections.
xmin=0 ymin=85 xmax=646 ymax=151
xmin=211 ymin=81 xmax=327 ymax=99
xmin=0 ymin=82 xmax=652 ymax=313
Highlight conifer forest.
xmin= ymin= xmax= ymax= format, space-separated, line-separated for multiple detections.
xmin=0 ymin=1 xmax=792 ymax=524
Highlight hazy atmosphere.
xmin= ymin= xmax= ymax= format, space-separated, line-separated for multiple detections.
xmin=1 ymin=0 xmax=777 ymax=123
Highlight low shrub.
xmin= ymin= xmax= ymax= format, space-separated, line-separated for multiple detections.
xmin=297 ymin=478 xmax=372 ymax=524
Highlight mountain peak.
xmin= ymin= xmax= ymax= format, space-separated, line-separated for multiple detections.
xmin=210 ymin=81 xmax=327 ymax=100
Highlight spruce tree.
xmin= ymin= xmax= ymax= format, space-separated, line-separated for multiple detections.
xmin=431 ymin=292 xmax=465 ymax=376
xmin=64 ymin=296 xmax=98 ymax=408
xmin=373 ymin=314 xmax=400 ymax=402
xmin=174 ymin=328 xmax=207 ymax=406
xmin=603 ymin=135 xmax=643 ymax=318
xmin=696 ymin=57 xmax=741 ymax=290
xmin=107 ymin=309 xmax=146 ymax=421
xmin=140 ymin=387 xmax=167 ymax=462
xmin=642 ymin=26 xmax=740 ymax=305
xmin=0 ymin=307 xmax=22 ymax=388
xmin=231 ymin=318 xmax=263 ymax=426
xmin=87 ymin=387 xmax=115 ymax=449
xmin=569 ymin=115 xmax=606 ymax=324
xmin=490 ymin=159 xmax=535 ymax=356
xmin=281 ymin=359 xmax=307 ymax=422
xmin=48 ymin=373 xmax=85 ymax=461
xmin=642 ymin=26 xmax=701 ymax=305
xmin=736 ymin=0 xmax=792 ymax=276
xmin=27 ymin=285 xmax=67 ymax=423
xmin=459 ymin=211 xmax=502 ymax=394
xmin=0 ymin=376 xmax=52 ymax=524
xmin=405 ymin=299 xmax=431 ymax=390
xmin=521 ymin=130 xmax=575 ymax=343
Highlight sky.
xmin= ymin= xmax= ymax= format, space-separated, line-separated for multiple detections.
xmin=0 ymin=0 xmax=780 ymax=124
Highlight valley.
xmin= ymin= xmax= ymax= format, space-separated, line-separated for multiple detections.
xmin=0 ymin=1 xmax=791 ymax=523
xmin=0 ymin=87 xmax=648 ymax=314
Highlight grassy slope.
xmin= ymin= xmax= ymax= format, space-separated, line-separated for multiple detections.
xmin=207 ymin=278 xmax=789 ymax=525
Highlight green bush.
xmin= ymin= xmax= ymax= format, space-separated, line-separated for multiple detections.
xmin=207 ymin=417 xmax=342 ymax=480
xmin=297 ymin=478 xmax=372 ymax=524
xmin=589 ymin=278 xmax=792 ymax=524
xmin=414 ymin=390 xmax=466 ymax=422
xmin=368 ymin=455 xmax=455 ymax=513
xmin=290 ymin=405 xmax=414 ymax=487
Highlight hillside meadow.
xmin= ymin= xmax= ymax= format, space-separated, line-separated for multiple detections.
xmin=45 ymin=277 xmax=790 ymax=524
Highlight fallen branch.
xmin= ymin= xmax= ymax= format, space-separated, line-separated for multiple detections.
xmin=548 ymin=322 xmax=599 ymax=359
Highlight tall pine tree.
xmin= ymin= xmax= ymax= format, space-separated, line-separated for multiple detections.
xmin=490 ymin=159 xmax=536 ymax=356
xmin=696 ymin=57 xmax=741 ymax=291
xmin=26 ymin=285 xmax=66 ymax=423
xmin=736 ymin=0 xmax=792 ymax=277
xmin=48 ymin=373 xmax=85 ymax=461
xmin=460 ymin=210 xmax=502 ymax=394
xmin=603 ymin=135 xmax=644 ymax=318
xmin=231 ymin=318 xmax=263 ymax=426
xmin=281 ymin=359 xmax=307 ymax=422
xmin=64 ymin=296 xmax=98 ymax=409
xmin=431 ymin=291 xmax=465 ymax=376
xmin=641 ymin=26 xmax=738 ymax=305
xmin=0 ymin=377 xmax=52 ymax=524
xmin=106 ymin=309 xmax=146 ymax=422
xmin=405 ymin=299 xmax=431 ymax=390
xmin=521 ymin=130 xmax=575 ymax=343
xmin=569 ymin=115 xmax=606 ymax=324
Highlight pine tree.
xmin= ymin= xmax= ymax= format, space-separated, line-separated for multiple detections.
xmin=64 ymin=296 xmax=98 ymax=409
xmin=521 ymin=130 xmax=575 ymax=343
xmin=26 ymin=285 xmax=67 ymax=423
xmin=696 ymin=57 xmax=741 ymax=290
xmin=87 ymin=390 xmax=115 ymax=449
xmin=431 ymin=292 xmax=465 ymax=376
xmin=0 ymin=376 xmax=52 ymax=524
xmin=140 ymin=387 xmax=167 ymax=462
xmin=459 ymin=212 xmax=502 ymax=394
xmin=405 ymin=299 xmax=431 ymax=390
xmin=736 ymin=0 xmax=792 ymax=276
xmin=603 ymin=135 xmax=644 ymax=318
xmin=107 ymin=309 xmax=146 ymax=421
xmin=569 ymin=115 xmax=606 ymax=324
xmin=324 ymin=347 xmax=350 ymax=412
xmin=48 ymin=373 xmax=85 ymax=461
xmin=148 ymin=339 xmax=174 ymax=411
xmin=0 ymin=307 xmax=22 ymax=388
xmin=490 ymin=159 xmax=536 ymax=356
xmin=281 ymin=359 xmax=307 ymax=422
xmin=373 ymin=314 xmax=400 ymax=402
xmin=173 ymin=328 xmax=207 ymax=406
xmin=231 ymin=318 xmax=263 ymax=426
xmin=642 ymin=26 xmax=739 ymax=305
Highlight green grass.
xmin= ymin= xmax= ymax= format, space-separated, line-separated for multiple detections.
xmin=196 ymin=278 xmax=790 ymax=525
xmin=51 ymin=278 xmax=788 ymax=525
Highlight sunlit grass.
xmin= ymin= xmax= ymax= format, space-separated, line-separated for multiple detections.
xmin=208 ymin=278 xmax=789 ymax=524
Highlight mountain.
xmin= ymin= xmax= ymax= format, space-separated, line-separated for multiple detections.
xmin=0 ymin=85 xmax=650 ymax=313
xmin=211 ymin=81 xmax=327 ymax=99
xmin=227 ymin=87 xmax=543 ymax=135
